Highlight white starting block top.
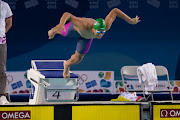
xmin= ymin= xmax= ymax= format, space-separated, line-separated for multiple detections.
xmin=27 ymin=60 xmax=79 ymax=105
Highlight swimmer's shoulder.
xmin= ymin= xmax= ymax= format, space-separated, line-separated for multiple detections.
xmin=79 ymin=18 xmax=96 ymax=29
xmin=80 ymin=17 xmax=96 ymax=22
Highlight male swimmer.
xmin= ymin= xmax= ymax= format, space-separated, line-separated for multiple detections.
xmin=48 ymin=8 xmax=141 ymax=78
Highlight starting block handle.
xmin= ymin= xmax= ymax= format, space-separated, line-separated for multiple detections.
xmin=46 ymin=89 xmax=78 ymax=92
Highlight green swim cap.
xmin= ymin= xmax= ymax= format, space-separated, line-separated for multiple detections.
xmin=93 ymin=18 xmax=106 ymax=31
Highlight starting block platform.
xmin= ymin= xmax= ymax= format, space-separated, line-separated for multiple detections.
xmin=27 ymin=60 xmax=79 ymax=104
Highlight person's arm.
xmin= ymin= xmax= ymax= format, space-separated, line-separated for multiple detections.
xmin=55 ymin=12 xmax=84 ymax=30
xmin=105 ymin=8 xmax=140 ymax=31
xmin=5 ymin=17 xmax=12 ymax=33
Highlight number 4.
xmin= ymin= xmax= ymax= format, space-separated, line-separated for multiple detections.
xmin=52 ymin=91 xmax=61 ymax=99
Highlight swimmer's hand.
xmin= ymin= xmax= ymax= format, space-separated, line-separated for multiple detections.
xmin=129 ymin=15 xmax=141 ymax=25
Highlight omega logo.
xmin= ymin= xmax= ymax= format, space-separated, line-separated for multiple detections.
xmin=160 ymin=109 xmax=180 ymax=118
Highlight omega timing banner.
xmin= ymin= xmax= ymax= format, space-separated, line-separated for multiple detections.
xmin=0 ymin=104 xmax=140 ymax=120
xmin=153 ymin=105 xmax=180 ymax=120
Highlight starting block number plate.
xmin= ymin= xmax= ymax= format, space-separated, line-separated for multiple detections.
xmin=46 ymin=90 xmax=76 ymax=101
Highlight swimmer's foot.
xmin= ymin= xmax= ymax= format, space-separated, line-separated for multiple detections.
xmin=48 ymin=26 xmax=61 ymax=39
xmin=48 ymin=28 xmax=56 ymax=39
xmin=63 ymin=61 xmax=70 ymax=78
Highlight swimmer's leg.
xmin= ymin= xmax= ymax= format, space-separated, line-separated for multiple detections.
xmin=63 ymin=51 xmax=84 ymax=78
xmin=48 ymin=22 xmax=71 ymax=39
xmin=63 ymin=38 xmax=93 ymax=78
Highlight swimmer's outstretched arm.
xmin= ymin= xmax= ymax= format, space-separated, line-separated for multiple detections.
xmin=55 ymin=12 xmax=84 ymax=31
xmin=105 ymin=8 xmax=141 ymax=31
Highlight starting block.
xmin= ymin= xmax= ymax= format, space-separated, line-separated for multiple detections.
xmin=27 ymin=60 xmax=79 ymax=105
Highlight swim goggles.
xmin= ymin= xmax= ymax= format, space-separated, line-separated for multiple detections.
xmin=96 ymin=30 xmax=106 ymax=34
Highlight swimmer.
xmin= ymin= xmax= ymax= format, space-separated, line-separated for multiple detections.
xmin=48 ymin=8 xmax=141 ymax=78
